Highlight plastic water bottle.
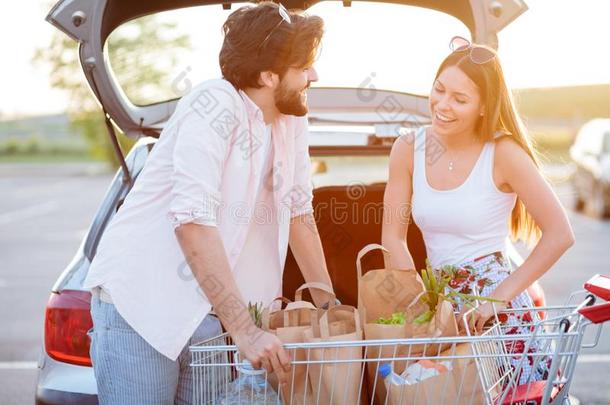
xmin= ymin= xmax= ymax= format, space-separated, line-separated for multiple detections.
xmin=378 ymin=363 xmax=409 ymax=388
xmin=220 ymin=358 xmax=279 ymax=404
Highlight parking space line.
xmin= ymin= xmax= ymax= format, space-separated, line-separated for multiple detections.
xmin=0 ymin=361 xmax=37 ymax=370
xmin=577 ymin=354 xmax=610 ymax=363
xmin=0 ymin=201 xmax=59 ymax=226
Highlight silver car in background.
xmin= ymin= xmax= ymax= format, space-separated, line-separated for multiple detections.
xmin=571 ymin=118 xmax=610 ymax=218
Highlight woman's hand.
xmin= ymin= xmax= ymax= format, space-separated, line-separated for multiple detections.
xmin=458 ymin=301 xmax=507 ymax=334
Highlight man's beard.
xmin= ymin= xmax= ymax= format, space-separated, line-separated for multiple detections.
xmin=274 ymin=80 xmax=309 ymax=116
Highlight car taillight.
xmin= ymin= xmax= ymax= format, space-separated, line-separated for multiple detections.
xmin=44 ymin=290 xmax=93 ymax=367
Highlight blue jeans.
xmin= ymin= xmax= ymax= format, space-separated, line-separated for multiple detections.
xmin=88 ymin=293 xmax=222 ymax=404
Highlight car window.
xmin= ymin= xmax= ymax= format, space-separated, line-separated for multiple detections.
xmin=105 ymin=2 xmax=469 ymax=106
xmin=312 ymin=155 xmax=390 ymax=187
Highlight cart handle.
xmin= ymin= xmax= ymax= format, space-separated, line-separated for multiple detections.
xmin=577 ymin=274 xmax=610 ymax=324
xmin=556 ymin=293 xmax=596 ymax=332
xmin=579 ymin=302 xmax=610 ymax=324
xmin=584 ymin=274 xmax=610 ymax=301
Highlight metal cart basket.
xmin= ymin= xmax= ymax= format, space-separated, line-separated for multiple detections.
xmin=190 ymin=274 xmax=610 ymax=405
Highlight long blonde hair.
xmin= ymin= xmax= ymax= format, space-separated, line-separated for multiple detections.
xmin=434 ymin=45 xmax=542 ymax=246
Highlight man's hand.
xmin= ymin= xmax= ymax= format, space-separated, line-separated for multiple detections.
xmin=234 ymin=329 xmax=292 ymax=384
xmin=174 ymin=224 xmax=292 ymax=382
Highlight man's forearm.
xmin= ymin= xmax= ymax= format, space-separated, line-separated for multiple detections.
xmin=175 ymin=223 xmax=256 ymax=340
xmin=289 ymin=213 xmax=333 ymax=306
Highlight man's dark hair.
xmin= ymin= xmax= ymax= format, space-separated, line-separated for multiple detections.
xmin=219 ymin=1 xmax=323 ymax=90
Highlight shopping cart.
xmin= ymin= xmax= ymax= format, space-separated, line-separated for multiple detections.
xmin=190 ymin=274 xmax=610 ymax=405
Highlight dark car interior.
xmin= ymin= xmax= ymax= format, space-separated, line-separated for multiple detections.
xmin=283 ymin=182 xmax=427 ymax=306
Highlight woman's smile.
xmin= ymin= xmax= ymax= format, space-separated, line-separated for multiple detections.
xmin=434 ymin=110 xmax=457 ymax=124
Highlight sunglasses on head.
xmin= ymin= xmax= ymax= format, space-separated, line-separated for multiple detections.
xmin=449 ymin=36 xmax=496 ymax=64
xmin=257 ymin=3 xmax=292 ymax=54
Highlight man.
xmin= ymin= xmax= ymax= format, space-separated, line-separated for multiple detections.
xmin=83 ymin=2 xmax=333 ymax=403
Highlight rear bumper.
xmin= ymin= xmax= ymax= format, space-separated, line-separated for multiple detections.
xmin=35 ymin=387 xmax=98 ymax=405
xmin=35 ymin=352 xmax=98 ymax=405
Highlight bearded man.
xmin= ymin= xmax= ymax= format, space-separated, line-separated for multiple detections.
xmin=83 ymin=2 xmax=334 ymax=403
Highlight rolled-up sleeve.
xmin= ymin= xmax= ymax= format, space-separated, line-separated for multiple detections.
xmin=168 ymin=85 xmax=239 ymax=228
xmin=290 ymin=116 xmax=314 ymax=219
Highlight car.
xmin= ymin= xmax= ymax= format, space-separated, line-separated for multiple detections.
xmin=570 ymin=118 xmax=610 ymax=218
xmin=37 ymin=0 xmax=531 ymax=403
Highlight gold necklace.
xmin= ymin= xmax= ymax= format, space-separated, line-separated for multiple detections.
xmin=447 ymin=141 xmax=481 ymax=171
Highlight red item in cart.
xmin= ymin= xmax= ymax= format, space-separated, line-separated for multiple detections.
xmin=496 ymin=381 xmax=561 ymax=405
xmin=584 ymin=274 xmax=610 ymax=300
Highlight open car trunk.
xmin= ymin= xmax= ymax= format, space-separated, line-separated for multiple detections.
xmin=283 ymin=182 xmax=427 ymax=305
xmin=46 ymin=0 xmax=528 ymax=142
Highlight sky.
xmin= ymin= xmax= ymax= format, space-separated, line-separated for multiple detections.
xmin=0 ymin=0 xmax=609 ymax=119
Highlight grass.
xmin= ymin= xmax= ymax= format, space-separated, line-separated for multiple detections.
xmin=515 ymin=83 xmax=610 ymax=121
xmin=529 ymin=126 xmax=573 ymax=165
xmin=0 ymin=135 xmax=97 ymax=164
xmin=0 ymin=153 xmax=100 ymax=164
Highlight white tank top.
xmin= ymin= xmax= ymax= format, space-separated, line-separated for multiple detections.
xmin=411 ymin=127 xmax=517 ymax=268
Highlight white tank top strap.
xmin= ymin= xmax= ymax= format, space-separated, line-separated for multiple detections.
xmin=469 ymin=140 xmax=493 ymax=189
xmin=479 ymin=140 xmax=506 ymax=193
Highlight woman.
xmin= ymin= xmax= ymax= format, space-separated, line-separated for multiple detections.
xmin=381 ymin=36 xmax=574 ymax=383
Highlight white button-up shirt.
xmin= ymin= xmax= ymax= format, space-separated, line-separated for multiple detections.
xmin=83 ymin=78 xmax=314 ymax=360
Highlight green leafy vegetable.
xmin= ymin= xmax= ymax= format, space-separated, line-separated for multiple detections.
xmin=375 ymin=312 xmax=406 ymax=325
xmin=415 ymin=260 xmax=503 ymax=324
xmin=248 ymin=302 xmax=264 ymax=328
xmin=413 ymin=310 xmax=434 ymax=325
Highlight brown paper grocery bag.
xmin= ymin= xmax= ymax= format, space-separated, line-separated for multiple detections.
xmin=357 ymin=244 xmax=426 ymax=325
xmin=263 ymin=300 xmax=317 ymax=405
xmin=357 ymin=244 xmax=427 ymax=358
xmin=356 ymin=244 xmax=426 ymax=404
xmin=303 ymin=305 xmax=364 ymax=405
xmin=262 ymin=282 xmax=335 ymax=405
xmin=439 ymin=342 xmax=503 ymax=405
xmin=385 ymin=360 xmax=459 ymax=405
xmin=405 ymin=297 xmax=459 ymax=356
xmin=364 ymin=302 xmax=459 ymax=405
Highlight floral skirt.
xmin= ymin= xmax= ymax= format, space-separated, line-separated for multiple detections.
xmin=441 ymin=251 xmax=550 ymax=385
